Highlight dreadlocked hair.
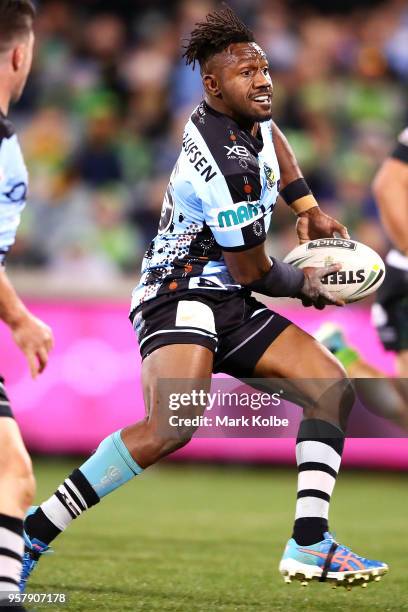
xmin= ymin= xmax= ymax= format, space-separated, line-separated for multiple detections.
xmin=183 ymin=4 xmax=254 ymax=71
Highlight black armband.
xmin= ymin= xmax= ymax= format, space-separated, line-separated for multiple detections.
xmin=279 ymin=178 xmax=311 ymax=205
xmin=245 ymin=258 xmax=305 ymax=298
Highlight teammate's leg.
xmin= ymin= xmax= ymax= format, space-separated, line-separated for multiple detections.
xmin=316 ymin=323 xmax=408 ymax=430
xmin=22 ymin=344 xmax=213 ymax=586
xmin=0 ymin=417 xmax=35 ymax=604
xmin=252 ymin=324 xmax=387 ymax=584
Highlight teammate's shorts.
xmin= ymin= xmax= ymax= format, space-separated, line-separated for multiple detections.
xmin=130 ymin=289 xmax=292 ymax=377
xmin=372 ymin=263 xmax=408 ymax=351
xmin=0 ymin=376 xmax=13 ymax=418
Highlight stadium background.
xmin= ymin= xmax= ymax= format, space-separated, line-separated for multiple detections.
xmin=2 ymin=1 xmax=408 ymax=610
xmin=2 ymin=0 xmax=407 ymax=457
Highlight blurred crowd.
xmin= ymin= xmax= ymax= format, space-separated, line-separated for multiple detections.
xmin=9 ymin=0 xmax=408 ymax=288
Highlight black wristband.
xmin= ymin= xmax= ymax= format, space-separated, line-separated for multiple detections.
xmin=280 ymin=177 xmax=311 ymax=205
xmin=245 ymin=258 xmax=305 ymax=298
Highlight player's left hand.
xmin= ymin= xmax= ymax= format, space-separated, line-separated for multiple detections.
xmin=296 ymin=207 xmax=350 ymax=244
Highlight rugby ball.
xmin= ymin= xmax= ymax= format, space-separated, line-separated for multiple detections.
xmin=283 ymin=238 xmax=385 ymax=303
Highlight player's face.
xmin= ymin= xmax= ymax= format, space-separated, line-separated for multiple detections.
xmin=210 ymin=42 xmax=273 ymax=124
xmin=11 ymin=31 xmax=35 ymax=102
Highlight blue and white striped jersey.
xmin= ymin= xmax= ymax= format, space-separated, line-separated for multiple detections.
xmin=131 ymin=101 xmax=281 ymax=310
xmin=0 ymin=112 xmax=28 ymax=265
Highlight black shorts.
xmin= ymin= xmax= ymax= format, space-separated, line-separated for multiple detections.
xmin=0 ymin=377 xmax=13 ymax=418
xmin=372 ymin=263 xmax=408 ymax=351
xmin=130 ymin=289 xmax=292 ymax=377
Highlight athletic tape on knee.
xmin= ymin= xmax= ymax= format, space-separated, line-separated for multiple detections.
xmin=79 ymin=430 xmax=143 ymax=498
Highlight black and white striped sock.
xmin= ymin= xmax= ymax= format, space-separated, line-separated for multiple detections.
xmin=292 ymin=418 xmax=345 ymax=546
xmin=25 ymin=469 xmax=99 ymax=546
xmin=0 ymin=513 xmax=24 ymax=599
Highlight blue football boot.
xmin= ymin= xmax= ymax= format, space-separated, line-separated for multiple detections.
xmin=279 ymin=532 xmax=388 ymax=588
xmin=19 ymin=507 xmax=52 ymax=592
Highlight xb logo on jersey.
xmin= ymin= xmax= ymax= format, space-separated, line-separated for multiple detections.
xmin=218 ymin=203 xmax=259 ymax=228
xmin=224 ymin=144 xmax=250 ymax=159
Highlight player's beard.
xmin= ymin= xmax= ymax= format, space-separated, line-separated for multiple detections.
xmin=233 ymin=96 xmax=272 ymax=125
xmin=240 ymin=106 xmax=272 ymax=125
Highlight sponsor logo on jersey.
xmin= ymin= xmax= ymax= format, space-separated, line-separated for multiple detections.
xmin=182 ymin=133 xmax=217 ymax=182
xmin=263 ymin=163 xmax=276 ymax=189
xmin=307 ymin=238 xmax=357 ymax=250
xmin=321 ymin=269 xmax=365 ymax=285
xmin=218 ymin=203 xmax=259 ymax=228
xmin=224 ymin=144 xmax=250 ymax=159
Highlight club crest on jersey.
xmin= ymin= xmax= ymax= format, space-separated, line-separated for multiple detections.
xmin=263 ymin=163 xmax=276 ymax=189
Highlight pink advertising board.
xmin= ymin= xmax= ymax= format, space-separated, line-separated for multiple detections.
xmin=0 ymin=300 xmax=406 ymax=468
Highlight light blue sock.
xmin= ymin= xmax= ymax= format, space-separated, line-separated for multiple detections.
xmin=79 ymin=430 xmax=143 ymax=498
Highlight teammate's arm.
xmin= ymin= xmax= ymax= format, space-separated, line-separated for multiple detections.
xmin=271 ymin=122 xmax=350 ymax=243
xmin=0 ymin=267 xmax=53 ymax=378
xmin=372 ymin=157 xmax=408 ymax=256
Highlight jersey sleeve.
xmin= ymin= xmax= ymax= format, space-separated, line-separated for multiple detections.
xmin=190 ymin=109 xmax=267 ymax=252
xmin=201 ymin=170 xmax=266 ymax=251
xmin=390 ymin=127 xmax=408 ymax=164
xmin=0 ymin=137 xmax=27 ymax=265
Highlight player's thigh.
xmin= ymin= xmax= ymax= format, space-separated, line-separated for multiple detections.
xmin=142 ymin=343 xmax=214 ymax=423
xmin=396 ymin=350 xmax=408 ymax=378
xmin=0 ymin=418 xmax=33 ymax=479
xmin=252 ymin=324 xmax=351 ymax=415
xmin=253 ymin=323 xmax=345 ymax=379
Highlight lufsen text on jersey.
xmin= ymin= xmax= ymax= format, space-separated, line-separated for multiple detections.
xmin=182 ymin=133 xmax=217 ymax=182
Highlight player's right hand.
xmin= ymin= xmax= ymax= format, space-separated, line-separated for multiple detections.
xmin=11 ymin=313 xmax=54 ymax=378
xmin=299 ymin=264 xmax=345 ymax=310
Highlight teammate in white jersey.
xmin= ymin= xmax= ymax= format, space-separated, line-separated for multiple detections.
xmin=23 ymin=6 xmax=387 ymax=590
xmin=0 ymin=1 xmax=53 ymax=608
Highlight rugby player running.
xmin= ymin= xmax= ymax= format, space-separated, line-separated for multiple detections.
xmin=0 ymin=1 xmax=53 ymax=609
xmin=22 ymin=6 xmax=387 ymax=589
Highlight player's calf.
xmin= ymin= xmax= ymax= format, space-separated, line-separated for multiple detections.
xmin=122 ymin=414 xmax=200 ymax=468
xmin=302 ymin=376 xmax=355 ymax=433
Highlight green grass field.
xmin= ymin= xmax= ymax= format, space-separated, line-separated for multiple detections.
xmin=27 ymin=459 xmax=408 ymax=612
